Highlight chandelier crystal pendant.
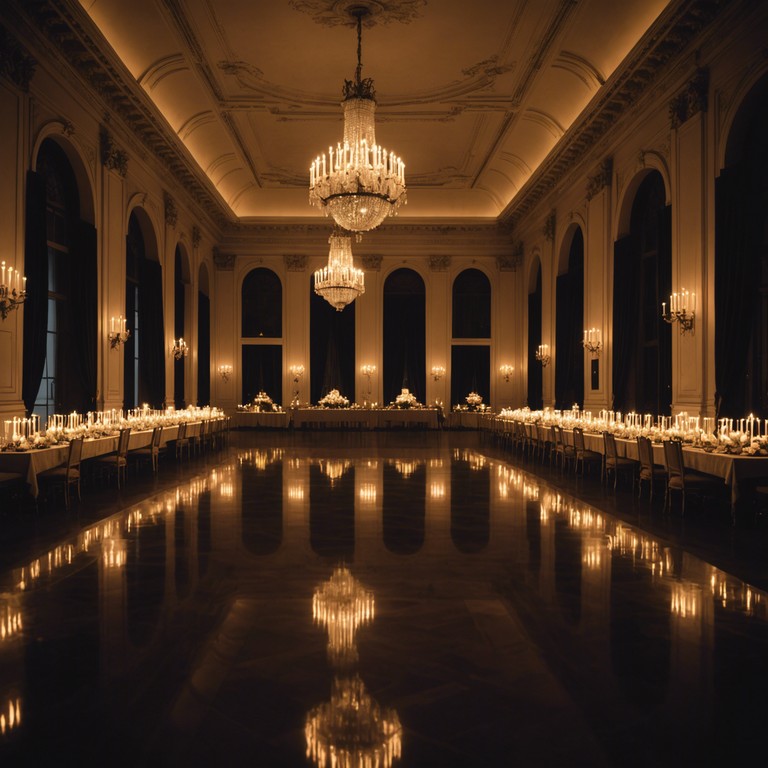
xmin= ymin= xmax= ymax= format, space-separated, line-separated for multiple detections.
xmin=314 ymin=227 xmax=365 ymax=311
xmin=309 ymin=8 xmax=406 ymax=233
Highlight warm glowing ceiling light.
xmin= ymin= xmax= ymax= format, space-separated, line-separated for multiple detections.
xmin=309 ymin=8 xmax=406 ymax=233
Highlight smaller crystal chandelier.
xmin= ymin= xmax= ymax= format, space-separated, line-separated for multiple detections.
xmin=314 ymin=228 xmax=365 ymax=311
xmin=171 ymin=337 xmax=188 ymax=360
xmin=309 ymin=8 xmax=406 ymax=233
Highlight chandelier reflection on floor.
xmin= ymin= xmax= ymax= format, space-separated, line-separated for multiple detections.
xmin=308 ymin=8 xmax=406 ymax=233
xmin=314 ymin=228 xmax=365 ymax=311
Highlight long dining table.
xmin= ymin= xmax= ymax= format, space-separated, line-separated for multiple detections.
xmin=503 ymin=419 xmax=768 ymax=510
xmin=0 ymin=421 xmax=209 ymax=498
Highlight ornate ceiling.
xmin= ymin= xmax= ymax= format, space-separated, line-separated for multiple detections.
xmin=75 ymin=0 xmax=673 ymax=222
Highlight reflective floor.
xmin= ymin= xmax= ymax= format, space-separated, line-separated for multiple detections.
xmin=1 ymin=432 xmax=767 ymax=766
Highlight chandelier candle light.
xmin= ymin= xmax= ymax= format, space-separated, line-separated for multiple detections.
xmin=0 ymin=260 xmax=26 ymax=320
xmin=431 ymin=365 xmax=445 ymax=381
xmin=108 ymin=315 xmax=130 ymax=349
xmin=308 ymin=7 xmax=406 ymax=233
xmin=536 ymin=344 xmax=551 ymax=367
xmin=172 ymin=338 xmax=188 ymax=360
xmin=218 ymin=364 xmax=233 ymax=382
xmin=314 ymin=228 xmax=365 ymax=311
xmin=289 ymin=364 xmax=305 ymax=404
xmin=582 ymin=328 xmax=602 ymax=356
xmin=499 ymin=364 xmax=514 ymax=382
xmin=662 ymin=289 xmax=695 ymax=334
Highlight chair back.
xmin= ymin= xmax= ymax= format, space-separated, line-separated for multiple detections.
xmin=573 ymin=427 xmax=586 ymax=453
xmin=67 ymin=436 xmax=84 ymax=470
xmin=637 ymin=436 xmax=653 ymax=473
xmin=177 ymin=421 xmax=187 ymax=441
xmin=663 ymin=440 xmax=685 ymax=482
xmin=603 ymin=431 xmax=618 ymax=461
xmin=117 ymin=427 xmax=131 ymax=458
xmin=552 ymin=424 xmax=563 ymax=449
xmin=151 ymin=425 xmax=163 ymax=450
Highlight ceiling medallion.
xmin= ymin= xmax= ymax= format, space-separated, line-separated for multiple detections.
xmin=308 ymin=7 xmax=406 ymax=233
xmin=289 ymin=0 xmax=426 ymax=27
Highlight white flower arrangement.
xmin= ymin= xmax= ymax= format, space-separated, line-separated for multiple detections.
xmin=391 ymin=388 xmax=422 ymax=409
xmin=318 ymin=389 xmax=350 ymax=408
xmin=250 ymin=391 xmax=279 ymax=412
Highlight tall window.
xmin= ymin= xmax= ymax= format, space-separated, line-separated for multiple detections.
xmin=174 ymin=247 xmax=186 ymax=409
xmin=198 ymin=264 xmax=211 ymax=406
xmin=555 ymin=228 xmax=585 ymax=409
xmin=452 ymin=269 xmax=491 ymax=405
xmin=527 ymin=261 xmax=543 ymax=409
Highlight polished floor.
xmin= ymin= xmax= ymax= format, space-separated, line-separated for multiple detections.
xmin=1 ymin=431 xmax=767 ymax=766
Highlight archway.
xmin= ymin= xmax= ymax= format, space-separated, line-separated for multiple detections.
xmin=555 ymin=226 xmax=584 ymax=409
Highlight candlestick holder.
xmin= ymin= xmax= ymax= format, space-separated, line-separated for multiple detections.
xmin=0 ymin=260 xmax=26 ymax=321
xmin=289 ymin=364 xmax=305 ymax=404
xmin=218 ymin=364 xmax=233 ymax=382
xmin=431 ymin=365 xmax=445 ymax=381
xmin=499 ymin=364 xmax=514 ymax=382
xmin=360 ymin=364 xmax=376 ymax=398
xmin=171 ymin=337 xmax=189 ymax=360
xmin=108 ymin=329 xmax=130 ymax=349
xmin=535 ymin=345 xmax=551 ymax=367
xmin=661 ymin=306 xmax=695 ymax=334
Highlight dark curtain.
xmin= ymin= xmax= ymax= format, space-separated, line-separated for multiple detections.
xmin=383 ymin=269 xmax=426 ymax=404
xmin=715 ymin=165 xmax=759 ymax=419
xmin=138 ymin=259 xmax=165 ymax=407
xmin=22 ymin=170 xmax=49 ymax=414
xmin=242 ymin=268 xmax=282 ymax=338
xmin=69 ymin=220 xmax=97 ymax=412
xmin=197 ymin=291 xmax=210 ymax=405
xmin=174 ymin=254 xmax=185 ymax=409
xmin=527 ymin=277 xmax=542 ymax=409
xmin=310 ymin=283 xmax=355 ymax=403
xmin=450 ymin=346 xmax=490 ymax=406
xmin=657 ymin=206 xmax=673 ymax=415
xmin=554 ymin=271 xmax=584 ymax=409
xmin=612 ymin=235 xmax=640 ymax=411
xmin=452 ymin=268 xmax=491 ymax=338
xmin=242 ymin=345 xmax=283 ymax=405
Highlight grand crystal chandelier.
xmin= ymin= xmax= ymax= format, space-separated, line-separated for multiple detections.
xmin=309 ymin=9 xmax=406 ymax=233
xmin=314 ymin=228 xmax=365 ymax=311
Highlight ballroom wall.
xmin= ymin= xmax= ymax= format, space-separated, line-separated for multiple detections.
xmin=0 ymin=0 xmax=766 ymax=420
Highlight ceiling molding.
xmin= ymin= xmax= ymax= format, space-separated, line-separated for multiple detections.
xmin=287 ymin=0 xmax=428 ymax=28
xmin=553 ymin=51 xmax=605 ymax=89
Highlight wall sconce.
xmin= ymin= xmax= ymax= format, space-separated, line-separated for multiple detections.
xmin=289 ymin=364 xmax=304 ymax=404
xmin=218 ymin=364 xmax=233 ymax=382
xmin=108 ymin=315 xmax=130 ymax=349
xmin=431 ymin=365 xmax=445 ymax=381
xmin=360 ymin=364 xmax=376 ymax=398
xmin=499 ymin=364 xmax=514 ymax=382
xmin=662 ymin=289 xmax=695 ymax=334
xmin=0 ymin=260 xmax=26 ymax=320
xmin=582 ymin=328 xmax=602 ymax=356
xmin=171 ymin=337 xmax=188 ymax=360
xmin=535 ymin=344 xmax=551 ymax=367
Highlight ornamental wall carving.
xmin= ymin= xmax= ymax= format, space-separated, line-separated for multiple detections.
xmin=585 ymin=158 xmax=613 ymax=201
xmin=164 ymin=192 xmax=178 ymax=228
xmin=0 ymin=25 xmax=36 ymax=91
xmin=284 ymin=254 xmax=308 ymax=272
xmin=428 ymin=256 xmax=451 ymax=272
xmin=669 ymin=68 xmax=709 ymax=128
xmin=361 ymin=254 xmax=382 ymax=271
xmin=99 ymin=125 xmax=128 ymax=177
xmin=213 ymin=249 xmax=236 ymax=270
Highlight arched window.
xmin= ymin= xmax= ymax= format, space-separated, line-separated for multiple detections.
xmin=24 ymin=139 xmax=97 ymax=420
xmin=452 ymin=268 xmax=491 ymax=338
xmin=174 ymin=246 xmax=188 ymax=409
xmin=241 ymin=268 xmax=283 ymax=405
xmin=198 ymin=264 xmax=211 ymax=405
xmin=612 ymin=172 xmax=671 ymax=414
xmin=383 ymin=269 xmax=425 ymax=404
xmin=555 ymin=228 xmax=585 ymax=408
xmin=527 ymin=261 xmax=543 ymax=409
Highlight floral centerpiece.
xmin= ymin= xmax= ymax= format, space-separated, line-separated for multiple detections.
xmin=711 ymin=432 xmax=768 ymax=456
xmin=390 ymin=388 xmax=422 ymax=409
xmin=251 ymin=391 xmax=279 ymax=412
xmin=318 ymin=389 xmax=349 ymax=408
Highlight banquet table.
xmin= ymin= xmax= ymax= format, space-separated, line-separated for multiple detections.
xmin=290 ymin=408 xmax=440 ymax=430
xmin=232 ymin=411 xmax=290 ymax=429
xmin=0 ymin=420 xmax=213 ymax=498
xmin=445 ymin=412 xmax=483 ymax=429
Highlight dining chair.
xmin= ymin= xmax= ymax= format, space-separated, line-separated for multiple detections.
xmin=602 ymin=432 xmax=637 ymax=489
xmin=636 ymin=435 xmax=667 ymax=501
xmin=175 ymin=421 xmax=191 ymax=461
xmin=38 ymin=436 xmax=84 ymax=509
xmin=132 ymin=425 xmax=163 ymax=473
xmin=92 ymin=427 xmax=131 ymax=488
xmin=573 ymin=427 xmax=602 ymax=477
xmin=536 ymin=424 xmax=552 ymax=464
xmin=552 ymin=425 xmax=576 ymax=472
xmin=662 ymin=439 xmax=721 ymax=515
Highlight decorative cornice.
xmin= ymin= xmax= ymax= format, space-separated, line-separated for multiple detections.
xmin=543 ymin=211 xmax=556 ymax=242
xmin=360 ymin=254 xmax=382 ymax=271
xmin=284 ymin=254 xmax=308 ymax=272
xmin=502 ymin=0 xmax=727 ymax=227
xmin=669 ymin=67 xmax=709 ymax=128
xmin=192 ymin=226 xmax=201 ymax=248
xmin=428 ymin=255 xmax=451 ymax=272
xmin=0 ymin=24 xmax=36 ymax=91
xmin=213 ymin=249 xmax=236 ymax=271
xmin=99 ymin=125 xmax=128 ymax=177
xmin=585 ymin=158 xmax=612 ymax=202
xmin=164 ymin=192 xmax=178 ymax=229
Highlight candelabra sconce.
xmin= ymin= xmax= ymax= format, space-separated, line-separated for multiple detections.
xmin=431 ymin=365 xmax=445 ymax=381
xmin=499 ymin=364 xmax=515 ymax=382
xmin=662 ymin=289 xmax=696 ymax=335
xmin=289 ymin=364 xmax=305 ymax=404
xmin=0 ymin=260 xmax=27 ymax=320
xmin=582 ymin=328 xmax=602 ymax=356
xmin=218 ymin=364 xmax=233 ymax=382
xmin=171 ymin=337 xmax=188 ymax=360
xmin=108 ymin=315 xmax=130 ymax=349
xmin=360 ymin=364 xmax=376 ymax=398
xmin=535 ymin=344 xmax=551 ymax=367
